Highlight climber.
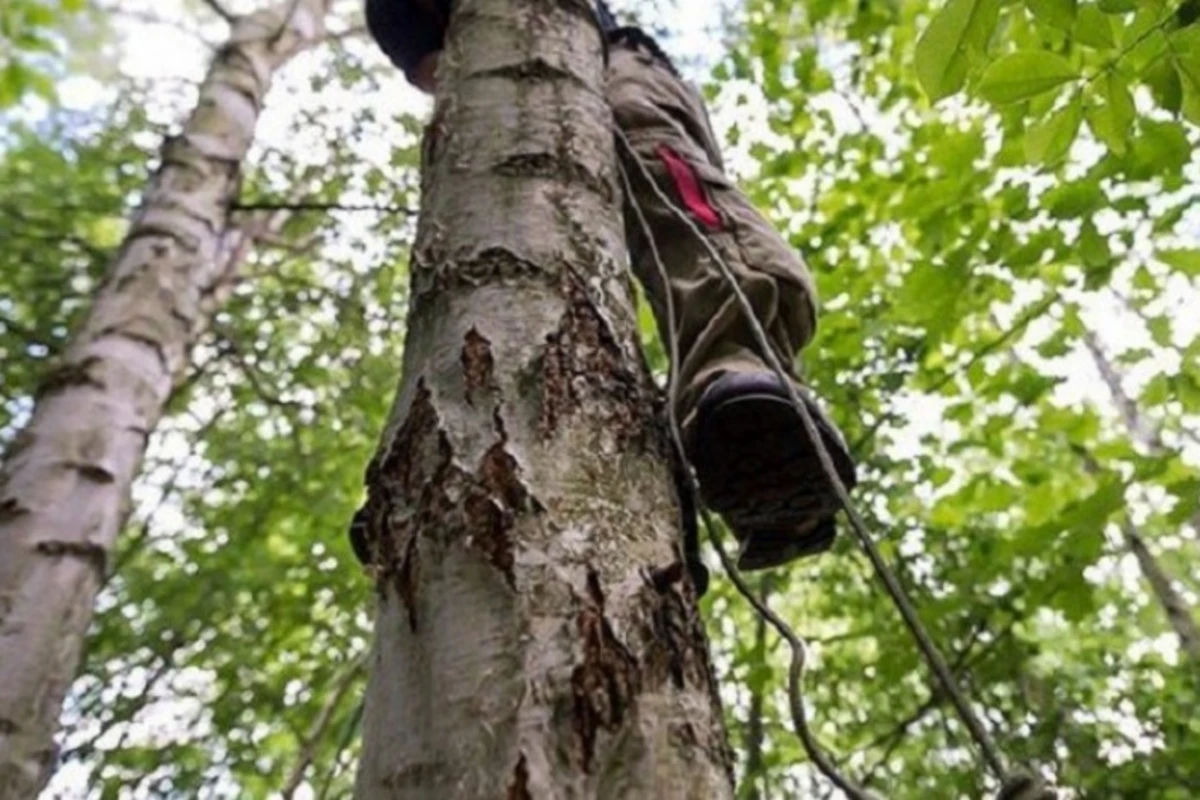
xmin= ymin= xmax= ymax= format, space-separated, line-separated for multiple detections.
xmin=363 ymin=0 xmax=857 ymax=577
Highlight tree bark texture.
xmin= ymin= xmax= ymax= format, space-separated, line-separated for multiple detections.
xmin=352 ymin=1 xmax=734 ymax=797
xmin=0 ymin=4 xmax=328 ymax=795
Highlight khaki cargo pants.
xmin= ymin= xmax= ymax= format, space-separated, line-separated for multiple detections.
xmin=607 ymin=39 xmax=818 ymax=430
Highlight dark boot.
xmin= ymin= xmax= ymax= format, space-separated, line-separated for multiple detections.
xmin=689 ymin=372 xmax=856 ymax=571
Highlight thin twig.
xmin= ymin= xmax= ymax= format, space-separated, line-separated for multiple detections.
xmin=281 ymin=653 xmax=368 ymax=799
xmin=199 ymin=0 xmax=236 ymax=23
xmin=316 ymin=696 xmax=367 ymax=800
xmin=231 ymin=200 xmax=417 ymax=215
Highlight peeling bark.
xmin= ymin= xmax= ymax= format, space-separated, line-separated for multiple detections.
xmin=0 ymin=4 xmax=329 ymax=796
xmin=352 ymin=1 xmax=733 ymax=797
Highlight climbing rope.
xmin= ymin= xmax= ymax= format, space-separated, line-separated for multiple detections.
xmin=614 ymin=126 xmax=1056 ymax=799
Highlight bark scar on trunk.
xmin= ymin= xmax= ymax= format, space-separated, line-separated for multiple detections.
xmin=506 ymin=753 xmax=531 ymax=800
xmin=640 ymin=567 xmax=707 ymax=692
xmin=539 ymin=275 xmax=657 ymax=446
xmin=364 ymin=382 xmax=449 ymax=629
xmin=571 ymin=568 xmax=640 ymax=772
xmin=396 ymin=533 xmax=420 ymax=633
xmin=462 ymin=327 xmax=496 ymax=406
xmin=464 ymin=440 xmax=529 ymax=590
xmin=413 ymin=246 xmax=551 ymax=298
xmin=364 ymin=379 xmax=542 ymax=611
xmin=493 ymin=152 xmax=614 ymax=203
xmin=35 ymin=357 xmax=106 ymax=398
xmin=477 ymin=59 xmax=578 ymax=84
xmin=35 ymin=541 xmax=108 ymax=575
xmin=0 ymin=499 xmax=27 ymax=525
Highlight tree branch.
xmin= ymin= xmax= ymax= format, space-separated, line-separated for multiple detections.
xmin=230 ymin=200 xmax=417 ymax=215
xmin=281 ymin=654 xmax=367 ymax=800
xmin=1123 ymin=523 xmax=1200 ymax=665
xmin=200 ymin=0 xmax=236 ymax=23
xmin=1083 ymin=331 xmax=1165 ymax=451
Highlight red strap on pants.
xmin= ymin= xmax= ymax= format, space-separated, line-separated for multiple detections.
xmin=656 ymin=145 xmax=723 ymax=231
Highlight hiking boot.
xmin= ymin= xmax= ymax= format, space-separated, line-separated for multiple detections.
xmin=688 ymin=372 xmax=857 ymax=571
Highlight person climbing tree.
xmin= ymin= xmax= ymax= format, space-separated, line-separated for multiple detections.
xmin=364 ymin=0 xmax=858 ymax=574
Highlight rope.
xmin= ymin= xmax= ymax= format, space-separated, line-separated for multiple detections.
xmin=613 ymin=125 xmax=1052 ymax=797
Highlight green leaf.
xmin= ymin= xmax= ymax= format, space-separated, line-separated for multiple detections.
xmin=1084 ymin=71 xmax=1136 ymax=156
xmin=1148 ymin=316 xmax=1173 ymax=347
xmin=1128 ymin=119 xmax=1191 ymax=179
xmin=916 ymin=0 xmax=1002 ymax=102
xmin=1027 ymin=0 xmax=1077 ymax=30
xmin=895 ymin=260 xmax=972 ymax=340
xmin=1025 ymin=94 xmax=1083 ymax=164
xmin=1172 ymin=47 xmax=1200 ymax=125
xmin=1073 ymin=4 xmax=1116 ymax=49
xmin=1145 ymin=56 xmax=1183 ymax=113
xmin=1060 ymin=477 xmax=1126 ymax=535
xmin=1042 ymin=179 xmax=1104 ymax=218
xmin=0 ymin=63 xmax=29 ymax=108
xmin=978 ymin=51 xmax=1080 ymax=104
xmin=1079 ymin=220 xmax=1113 ymax=269
xmin=1158 ymin=249 xmax=1200 ymax=276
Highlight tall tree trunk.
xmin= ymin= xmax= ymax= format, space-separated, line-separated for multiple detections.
xmin=0 ymin=3 xmax=329 ymax=795
xmin=1122 ymin=524 xmax=1200 ymax=664
xmin=352 ymin=1 xmax=733 ymax=797
xmin=1084 ymin=332 xmax=1200 ymax=665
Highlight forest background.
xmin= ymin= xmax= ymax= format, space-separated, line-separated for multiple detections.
xmin=1 ymin=0 xmax=1198 ymax=797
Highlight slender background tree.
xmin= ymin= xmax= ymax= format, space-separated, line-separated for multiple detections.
xmin=0 ymin=0 xmax=1197 ymax=797
xmin=0 ymin=0 xmax=331 ymax=794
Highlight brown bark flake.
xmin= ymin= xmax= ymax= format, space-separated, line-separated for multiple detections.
xmin=493 ymin=152 xmax=614 ymax=204
xmin=413 ymin=246 xmax=550 ymax=298
xmin=571 ymin=573 xmax=640 ymax=772
xmin=396 ymin=533 xmax=420 ymax=633
xmin=640 ymin=571 xmax=707 ymax=693
xmin=364 ymin=383 xmax=450 ymax=624
xmin=506 ymin=754 xmax=531 ymax=800
xmin=34 ymin=357 xmax=105 ymax=398
xmin=464 ymin=442 xmax=532 ymax=589
xmin=365 ymin=382 xmax=541 ymax=603
xmin=539 ymin=278 xmax=656 ymax=446
xmin=461 ymin=328 xmax=496 ymax=406
xmin=0 ymin=498 xmax=26 ymax=525
xmin=35 ymin=541 xmax=108 ymax=575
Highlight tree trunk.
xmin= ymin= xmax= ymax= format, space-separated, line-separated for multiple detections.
xmin=1084 ymin=332 xmax=1200 ymax=666
xmin=1122 ymin=524 xmax=1200 ymax=664
xmin=0 ymin=4 xmax=328 ymax=795
xmin=352 ymin=1 xmax=733 ymax=797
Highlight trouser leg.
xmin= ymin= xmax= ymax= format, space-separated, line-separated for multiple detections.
xmin=605 ymin=38 xmax=819 ymax=433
